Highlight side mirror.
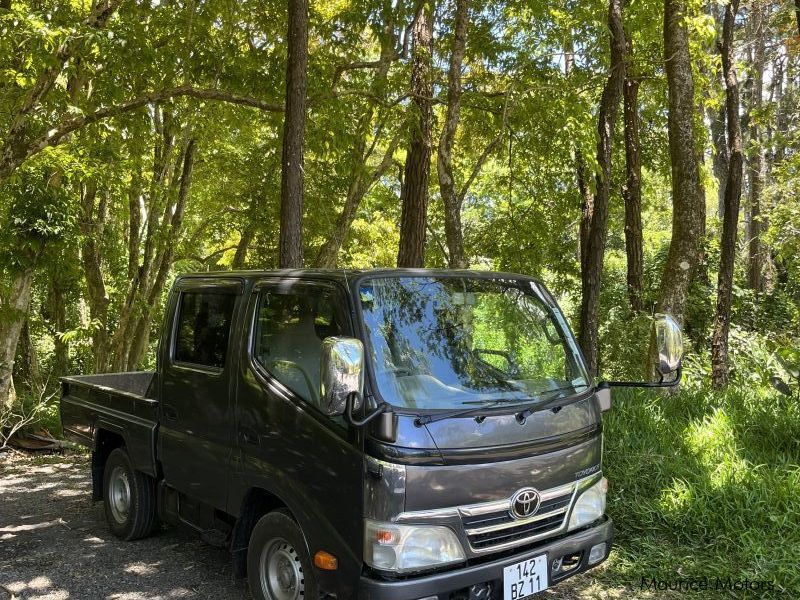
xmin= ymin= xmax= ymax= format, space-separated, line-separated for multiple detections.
xmin=654 ymin=313 xmax=683 ymax=376
xmin=320 ymin=337 xmax=364 ymax=416
xmin=771 ymin=376 xmax=792 ymax=397
xmin=598 ymin=313 xmax=683 ymax=392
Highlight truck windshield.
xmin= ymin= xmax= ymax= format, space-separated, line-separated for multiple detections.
xmin=358 ymin=275 xmax=590 ymax=410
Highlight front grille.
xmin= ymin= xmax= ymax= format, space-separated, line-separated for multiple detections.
xmin=461 ymin=484 xmax=575 ymax=552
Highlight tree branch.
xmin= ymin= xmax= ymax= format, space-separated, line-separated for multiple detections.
xmin=332 ymin=59 xmax=394 ymax=91
xmin=177 ymin=245 xmax=240 ymax=265
xmin=458 ymin=92 xmax=510 ymax=202
xmin=399 ymin=0 xmax=426 ymax=59
xmin=9 ymin=0 xmax=123 ymax=134
xmin=0 ymin=86 xmax=283 ymax=179
xmin=426 ymin=223 xmax=450 ymax=263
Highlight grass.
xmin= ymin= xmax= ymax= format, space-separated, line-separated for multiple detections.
xmin=595 ymin=385 xmax=800 ymax=598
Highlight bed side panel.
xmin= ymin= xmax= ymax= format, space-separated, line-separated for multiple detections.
xmin=60 ymin=379 xmax=159 ymax=477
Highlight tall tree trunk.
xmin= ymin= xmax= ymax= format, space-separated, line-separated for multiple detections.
xmin=16 ymin=319 xmax=43 ymax=399
xmin=278 ymin=0 xmax=308 ymax=269
xmin=764 ymin=48 xmax=788 ymax=292
xmin=48 ymin=271 xmax=69 ymax=379
xmin=397 ymin=1 xmax=434 ymax=268
xmin=710 ymin=103 xmax=729 ymax=217
xmin=658 ymin=0 xmax=706 ymax=323
xmin=126 ymin=139 xmax=197 ymax=370
xmin=232 ymin=223 xmax=257 ymax=269
xmin=437 ymin=0 xmax=469 ymax=269
xmin=107 ymin=128 xmax=195 ymax=371
xmin=705 ymin=1 xmax=728 ymax=219
xmin=795 ymin=0 xmax=800 ymax=37
xmin=565 ymin=36 xmax=594 ymax=268
xmin=127 ymin=174 xmax=143 ymax=281
xmin=772 ymin=55 xmax=786 ymax=165
xmin=711 ymin=0 xmax=744 ymax=389
xmin=622 ymin=73 xmax=644 ymax=312
xmin=80 ymin=182 xmax=111 ymax=371
xmin=0 ymin=268 xmax=35 ymax=410
xmin=578 ymin=155 xmax=593 ymax=274
xmin=746 ymin=0 xmax=766 ymax=292
xmin=578 ymin=0 xmax=626 ymax=376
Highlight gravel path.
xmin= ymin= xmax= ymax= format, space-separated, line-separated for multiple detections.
xmin=0 ymin=452 xmax=622 ymax=600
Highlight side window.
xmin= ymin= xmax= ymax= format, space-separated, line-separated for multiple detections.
xmin=174 ymin=291 xmax=236 ymax=368
xmin=253 ymin=285 xmax=349 ymax=408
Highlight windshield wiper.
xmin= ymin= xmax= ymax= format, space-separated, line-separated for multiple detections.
xmin=414 ymin=398 xmax=523 ymax=427
xmin=460 ymin=397 xmax=527 ymax=406
xmin=515 ymin=383 xmax=591 ymax=420
xmin=414 ymin=383 xmax=591 ymax=427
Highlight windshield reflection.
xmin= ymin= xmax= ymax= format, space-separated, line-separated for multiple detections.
xmin=359 ymin=276 xmax=589 ymax=410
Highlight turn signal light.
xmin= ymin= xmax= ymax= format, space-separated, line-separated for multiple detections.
xmin=314 ymin=550 xmax=338 ymax=570
xmin=375 ymin=529 xmax=395 ymax=544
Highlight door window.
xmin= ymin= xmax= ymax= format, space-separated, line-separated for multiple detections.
xmin=253 ymin=284 xmax=349 ymax=409
xmin=174 ymin=292 xmax=236 ymax=368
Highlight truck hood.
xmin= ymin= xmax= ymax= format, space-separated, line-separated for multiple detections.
xmin=370 ymin=394 xmax=603 ymax=511
xmin=421 ymin=393 xmax=599 ymax=453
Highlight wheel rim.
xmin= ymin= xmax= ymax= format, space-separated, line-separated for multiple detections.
xmin=108 ymin=465 xmax=131 ymax=524
xmin=259 ymin=537 xmax=304 ymax=600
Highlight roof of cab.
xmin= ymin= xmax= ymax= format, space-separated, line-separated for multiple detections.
xmin=174 ymin=268 xmax=542 ymax=287
xmin=176 ymin=268 xmax=359 ymax=280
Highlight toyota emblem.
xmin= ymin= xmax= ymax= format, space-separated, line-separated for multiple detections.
xmin=510 ymin=488 xmax=541 ymax=519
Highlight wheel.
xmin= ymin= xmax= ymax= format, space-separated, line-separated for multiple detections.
xmin=247 ymin=510 xmax=319 ymax=600
xmin=102 ymin=447 xmax=158 ymax=540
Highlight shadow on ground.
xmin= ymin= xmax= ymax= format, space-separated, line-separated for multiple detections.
xmin=0 ymin=452 xmax=626 ymax=600
xmin=0 ymin=452 xmax=248 ymax=600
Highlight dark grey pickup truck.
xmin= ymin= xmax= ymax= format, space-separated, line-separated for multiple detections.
xmin=61 ymin=269 xmax=682 ymax=600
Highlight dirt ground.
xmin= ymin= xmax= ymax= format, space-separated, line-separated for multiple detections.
xmin=0 ymin=452 xmax=625 ymax=600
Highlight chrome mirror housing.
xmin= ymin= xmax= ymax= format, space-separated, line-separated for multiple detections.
xmin=654 ymin=314 xmax=683 ymax=376
xmin=598 ymin=313 xmax=684 ymax=392
xmin=320 ymin=337 xmax=365 ymax=416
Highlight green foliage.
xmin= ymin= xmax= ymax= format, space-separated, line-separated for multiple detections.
xmin=0 ymin=150 xmax=80 ymax=268
xmin=599 ymin=386 xmax=800 ymax=597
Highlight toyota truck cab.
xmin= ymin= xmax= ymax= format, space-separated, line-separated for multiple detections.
xmin=60 ymin=269 xmax=683 ymax=600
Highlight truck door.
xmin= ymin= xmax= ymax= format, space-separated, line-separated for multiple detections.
xmin=158 ymin=277 xmax=244 ymax=510
xmin=230 ymin=279 xmax=365 ymax=593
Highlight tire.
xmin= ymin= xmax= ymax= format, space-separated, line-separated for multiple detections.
xmin=102 ymin=447 xmax=158 ymax=540
xmin=247 ymin=510 xmax=320 ymax=600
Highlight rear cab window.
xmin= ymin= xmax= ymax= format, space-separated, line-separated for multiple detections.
xmin=173 ymin=291 xmax=236 ymax=369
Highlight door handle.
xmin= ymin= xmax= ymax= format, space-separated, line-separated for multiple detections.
xmin=162 ymin=404 xmax=179 ymax=421
xmin=239 ymin=427 xmax=260 ymax=446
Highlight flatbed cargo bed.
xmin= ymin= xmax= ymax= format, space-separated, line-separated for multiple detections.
xmin=61 ymin=371 xmax=159 ymax=477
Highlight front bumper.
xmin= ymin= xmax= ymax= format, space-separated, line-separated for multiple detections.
xmin=358 ymin=517 xmax=612 ymax=600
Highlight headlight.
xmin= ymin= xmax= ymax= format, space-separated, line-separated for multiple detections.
xmin=568 ymin=477 xmax=607 ymax=531
xmin=364 ymin=519 xmax=465 ymax=573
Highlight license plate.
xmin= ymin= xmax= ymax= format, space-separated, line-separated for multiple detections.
xmin=503 ymin=554 xmax=548 ymax=599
